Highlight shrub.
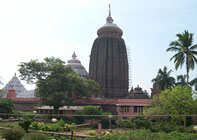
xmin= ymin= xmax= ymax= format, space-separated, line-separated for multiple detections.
xmin=0 ymin=99 xmax=13 ymax=119
xmin=116 ymin=119 xmax=131 ymax=128
xmin=116 ymin=116 xmax=151 ymax=129
xmin=82 ymin=130 xmax=197 ymax=140
xmin=150 ymin=122 xmax=175 ymax=133
xmin=22 ymin=132 xmax=49 ymax=140
xmin=29 ymin=121 xmax=39 ymax=130
xmin=19 ymin=117 xmax=33 ymax=132
xmin=88 ymin=130 xmax=96 ymax=136
xmin=64 ymin=123 xmax=71 ymax=131
xmin=57 ymin=119 xmax=65 ymax=127
xmin=50 ymin=123 xmax=64 ymax=132
xmin=2 ymin=128 xmax=25 ymax=140
xmin=130 ymin=116 xmax=151 ymax=129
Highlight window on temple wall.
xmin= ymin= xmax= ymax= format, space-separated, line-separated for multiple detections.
xmin=120 ymin=106 xmax=130 ymax=112
xmin=134 ymin=106 xmax=143 ymax=113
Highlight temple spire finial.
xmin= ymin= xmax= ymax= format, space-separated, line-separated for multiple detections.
xmin=109 ymin=4 xmax=111 ymax=17
xmin=72 ymin=51 xmax=76 ymax=59
xmin=106 ymin=3 xmax=113 ymax=23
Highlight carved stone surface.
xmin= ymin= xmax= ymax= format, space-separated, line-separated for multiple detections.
xmin=127 ymin=85 xmax=149 ymax=99
xmin=4 ymin=74 xmax=35 ymax=98
xmin=89 ymin=9 xmax=128 ymax=98
xmin=66 ymin=52 xmax=88 ymax=79
xmin=89 ymin=37 xmax=128 ymax=98
xmin=151 ymin=82 xmax=160 ymax=97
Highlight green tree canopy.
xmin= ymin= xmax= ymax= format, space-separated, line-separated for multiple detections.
xmin=0 ymin=88 xmax=6 ymax=98
xmin=167 ymin=30 xmax=197 ymax=83
xmin=144 ymin=85 xmax=197 ymax=125
xmin=0 ymin=99 xmax=13 ymax=118
xmin=190 ymin=77 xmax=197 ymax=91
xmin=176 ymin=74 xmax=188 ymax=86
xmin=18 ymin=57 xmax=99 ymax=114
xmin=152 ymin=66 xmax=175 ymax=90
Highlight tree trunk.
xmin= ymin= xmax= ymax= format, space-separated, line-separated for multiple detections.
xmin=186 ymin=57 xmax=189 ymax=84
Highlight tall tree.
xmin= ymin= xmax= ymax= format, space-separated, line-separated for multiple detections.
xmin=18 ymin=57 xmax=99 ymax=114
xmin=167 ymin=30 xmax=197 ymax=83
xmin=176 ymin=74 xmax=187 ymax=86
xmin=190 ymin=77 xmax=197 ymax=91
xmin=152 ymin=66 xmax=175 ymax=90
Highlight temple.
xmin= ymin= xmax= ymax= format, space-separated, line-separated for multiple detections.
xmin=1 ymin=6 xmax=150 ymax=118
xmin=66 ymin=52 xmax=88 ymax=79
xmin=89 ymin=6 xmax=128 ymax=98
xmin=4 ymin=74 xmax=35 ymax=98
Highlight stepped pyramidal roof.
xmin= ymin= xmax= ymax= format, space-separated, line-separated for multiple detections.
xmin=4 ymin=73 xmax=26 ymax=96
xmin=4 ymin=73 xmax=35 ymax=98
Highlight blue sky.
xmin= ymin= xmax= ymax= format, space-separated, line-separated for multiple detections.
xmin=0 ymin=0 xmax=197 ymax=93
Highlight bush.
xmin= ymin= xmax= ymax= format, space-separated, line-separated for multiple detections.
xmin=150 ymin=122 xmax=175 ymax=133
xmin=22 ymin=132 xmax=49 ymax=140
xmin=82 ymin=130 xmax=197 ymax=140
xmin=116 ymin=116 xmax=151 ymax=129
xmin=88 ymin=130 xmax=96 ymax=136
xmin=29 ymin=121 xmax=40 ymax=130
xmin=0 ymin=99 xmax=13 ymax=119
xmin=130 ymin=116 xmax=151 ymax=129
xmin=2 ymin=128 xmax=25 ymax=140
xmin=50 ymin=123 xmax=64 ymax=132
xmin=19 ymin=117 xmax=33 ymax=132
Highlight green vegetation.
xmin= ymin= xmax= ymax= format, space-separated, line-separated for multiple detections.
xmin=2 ymin=128 xmax=25 ymax=140
xmin=75 ymin=105 xmax=112 ymax=128
xmin=190 ymin=77 xmax=197 ymax=91
xmin=116 ymin=116 xmax=151 ymax=129
xmin=167 ymin=30 xmax=197 ymax=83
xmin=0 ymin=88 xmax=6 ymax=98
xmin=176 ymin=74 xmax=187 ymax=86
xmin=0 ymin=98 xmax=13 ymax=118
xmin=22 ymin=133 xmax=48 ymax=140
xmin=18 ymin=57 xmax=99 ymax=114
xmin=19 ymin=117 xmax=33 ymax=132
xmin=82 ymin=129 xmax=197 ymax=140
xmin=152 ymin=66 xmax=175 ymax=90
xmin=29 ymin=119 xmax=72 ymax=132
xmin=75 ymin=105 xmax=103 ymax=122
xmin=144 ymin=85 xmax=197 ymax=126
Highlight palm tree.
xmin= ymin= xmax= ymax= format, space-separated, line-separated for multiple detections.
xmin=152 ymin=66 xmax=175 ymax=90
xmin=176 ymin=74 xmax=187 ymax=86
xmin=167 ymin=30 xmax=197 ymax=83
xmin=190 ymin=77 xmax=197 ymax=91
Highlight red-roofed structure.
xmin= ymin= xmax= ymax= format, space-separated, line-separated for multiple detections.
xmin=4 ymin=87 xmax=40 ymax=111
xmin=76 ymin=98 xmax=150 ymax=119
xmin=6 ymin=87 xmax=16 ymax=98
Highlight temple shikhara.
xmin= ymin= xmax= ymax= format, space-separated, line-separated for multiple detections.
xmin=2 ymin=6 xmax=150 ymax=118
xmin=89 ymin=6 xmax=128 ymax=98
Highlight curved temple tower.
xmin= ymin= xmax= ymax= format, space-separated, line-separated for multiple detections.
xmin=89 ymin=6 xmax=128 ymax=98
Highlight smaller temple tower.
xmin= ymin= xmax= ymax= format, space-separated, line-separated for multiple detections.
xmin=4 ymin=74 xmax=35 ymax=98
xmin=66 ymin=52 xmax=88 ymax=79
xmin=4 ymin=73 xmax=26 ymax=96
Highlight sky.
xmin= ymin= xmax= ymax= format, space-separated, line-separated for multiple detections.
xmin=0 ymin=0 xmax=197 ymax=93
